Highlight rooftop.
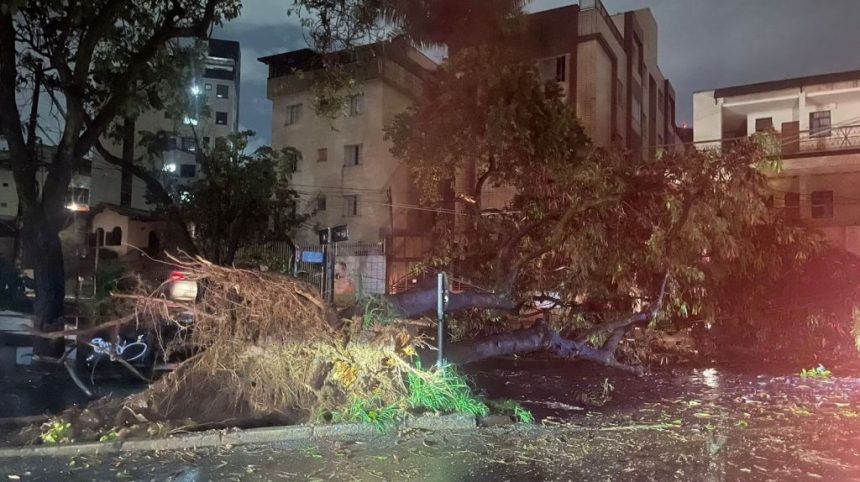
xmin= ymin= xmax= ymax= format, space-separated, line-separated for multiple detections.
xmin=703 ymin=68 xmax=860 ymax=98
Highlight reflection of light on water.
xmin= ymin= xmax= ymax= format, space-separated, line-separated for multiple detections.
xmin=701 ymin=368 xmax=720 ymax=389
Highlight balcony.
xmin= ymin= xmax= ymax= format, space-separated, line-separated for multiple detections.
xmin=692 ymin=124 xmax=860 ymax=159
xmin=781 ymin=124 xmax=860 ymax=158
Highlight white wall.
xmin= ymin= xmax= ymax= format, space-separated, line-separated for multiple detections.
xmin=692 ymin=91 xmax=722 ymax=144
xmin=92 ymin=209 xmax=130 ymax=255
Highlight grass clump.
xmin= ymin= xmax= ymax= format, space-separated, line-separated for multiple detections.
xmin=405 ymin=363 xmax=489 ymax=417
xmin=331 ymin=397 xmax=400 ymax=432
xmin=40 ymin=420 xmax=72 ymax=444
xmin=360 ymin=295 xmax=401 ymax=329
xmin=487 ymin=399 xmax=535 ymax=423
xmin=800 ymin=364 xmax=832 ymax=380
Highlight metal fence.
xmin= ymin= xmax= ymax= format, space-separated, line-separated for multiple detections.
xmin=236 ymin=241 xmax=386 ymax=302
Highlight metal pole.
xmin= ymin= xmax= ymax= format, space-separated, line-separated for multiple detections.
xmin=329 ymin=240 xmax=337 ymax=304
xmin=93 ymin=232 xmax=101 ymax=298
xmin=437 ymin=272 xmax=446 ymax=367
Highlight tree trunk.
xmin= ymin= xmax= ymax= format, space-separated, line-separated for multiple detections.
xmin=443 ymin=323 xmax=641 ymax=374
xmin=26 ymin=214 xmax=66 ymax=359
xmin=386 ymin=289 xmax=515 ymax=318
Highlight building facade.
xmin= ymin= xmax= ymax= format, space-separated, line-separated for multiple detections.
xmin=693 ymin=68 xmax=860 ymax=256
xmin=91 ymin=38 xmax=241 ymax=212
xmin=464 ymin=0 xmax=682 ymax=212
xmin=522 ymin=0 xmax=681 ymax=152
xmin=260 ymin=39 xmax=437 ymax=245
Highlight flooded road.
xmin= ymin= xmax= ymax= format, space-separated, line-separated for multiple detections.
xmin=2 ymin=356 xmax=860 ymax=480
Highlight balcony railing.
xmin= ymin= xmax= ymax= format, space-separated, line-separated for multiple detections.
xmin=782 ymin=124 xmax=860 ymax=157
xmin=579 ymin=0 xmax=625 ymax=46
xmin=685 ymin=124 xmax=860 ymax=157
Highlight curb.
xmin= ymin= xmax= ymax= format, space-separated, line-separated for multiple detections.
xmin=0 ymin=414 xmax=478 ymax=458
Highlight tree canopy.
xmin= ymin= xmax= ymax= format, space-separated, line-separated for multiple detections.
xmin=385 ymin=46 xmax=820 ymax=358
xmin=179 ymin=131 xmax=304 ymax=265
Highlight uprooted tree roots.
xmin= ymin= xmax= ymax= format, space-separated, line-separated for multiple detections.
xmin=112 ymin=257 xmax=433 ymax=426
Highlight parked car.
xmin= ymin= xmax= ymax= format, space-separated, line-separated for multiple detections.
xmin=73 ymin=270 xmax=201 ymax=381
xmin=166 ymin=271 xmax=198 ymax=302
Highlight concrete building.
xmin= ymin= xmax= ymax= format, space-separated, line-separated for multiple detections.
xmin=693 ymin=68 xmax=860 ymax=256
xmin=91 ymin=38 xmax=241 ymax=212
xmin=521 ymin=0 xmax=681 ymax=152
xmin=464 ymin=0 xmax=682 ymax=212
xmin=259 ymin=39 xmax=437 ymax=245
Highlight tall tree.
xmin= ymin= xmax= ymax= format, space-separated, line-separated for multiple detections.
xmin=0 ymin=1 xmax=240 ymax=353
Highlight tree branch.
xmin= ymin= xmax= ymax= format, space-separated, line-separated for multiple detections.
xmin=0 ymin=12 xmax=37 ymax=205
xmin=75 ymin=0 xmax=221 ymax=157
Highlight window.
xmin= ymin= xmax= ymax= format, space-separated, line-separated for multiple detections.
xmin=2 ymin=182 xmax=8 ymax=187
xmin=616 ymin=79 xmax=624 ymax=110
xmin=348 ymin=94 xmax=364 ymax=116
xmin=317 ymin=196 xmax=327 ymax=211
xmin=658 ymin=90 xmax=664 ymax=112
xmin=631 ymin=98 xmax=642 ymax=131
xmin=317 ymin=148 xmax=328 ymax=163
xmin=811 ymin=190 xmax=834 ymax=218
xmin=755 ymin=117 xmax=774 ymax=132
xmin=65 ymin=187 xmax=90 ymax=207
xmin=165 ymin=137 xmax=178 ymax=151
xmin=784 ymin=192 xmax=801 ymax=221
xmin=285 ymin=103 xmax=302 ymax=125
xmin=180 ymin=164 xmax=197 ymax=178
xmin=343 ymin=195 xmax=358 ymax=217
xmin=215 ymin=111 xmax=228 ymax=125
xmin=204 ymin=83 xmax=212 ymax=91
xmin=216 ymin=84 xmax=229 ymax=99
xmin=810 ymin=111 xmax=831 ymax=138
xmin=0 ymin=202 xmax=6 ymax=208
xmin=181 ymin=136 xmax=196 ymax=151
xmin=202 ymin=136 xmax=210 ymax=146
xmin=344 ymin=144 xmax=362 ymax=166
xmin=106 ymin=226 xmax=123 ymax=246
xmin=555 ymin=56 xmax=566 ymax=82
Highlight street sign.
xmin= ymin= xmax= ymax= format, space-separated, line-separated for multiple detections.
xmin=318 ymin=224 xmax=349 ymax=245
xmin=331 ymin=224 xmax=349 ymax=243
xmin=300 ymin=250 xmax=324 ymax=264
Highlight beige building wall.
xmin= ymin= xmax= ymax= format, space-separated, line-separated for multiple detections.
xmin=264 ymin=46 xmax=435 ymax=245
xmin=576 ymin=41 xmax=615 ymax=147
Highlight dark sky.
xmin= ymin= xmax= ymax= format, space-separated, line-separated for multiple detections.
xmin=216 ymin=0 xmax=860 ymax=147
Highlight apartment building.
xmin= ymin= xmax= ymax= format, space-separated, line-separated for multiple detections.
xmin=91 ymin=38 xmax=241 ymax=212
xmin=520 ymin=0 xmax=680 ymax=152
xmin=694 ymin=68 xmax=860 ymax=255
xmin=259 ymin=39 xmax=437 ymax=245
xmin=464 ymin=0 xmax=682 ymax=211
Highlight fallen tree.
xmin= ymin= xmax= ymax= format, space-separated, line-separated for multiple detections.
xmin=380 ymin=46 xmax=822 ymax=371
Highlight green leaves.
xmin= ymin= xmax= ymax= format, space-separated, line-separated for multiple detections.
xmin=180 ymin=131 xmax=305 ymax=263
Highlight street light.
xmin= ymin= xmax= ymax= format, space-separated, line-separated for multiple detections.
xmin=190 ymin=84 xmax=201 ymax=96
